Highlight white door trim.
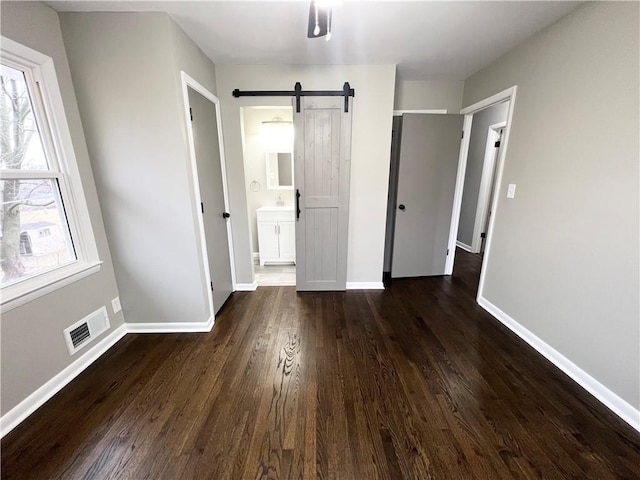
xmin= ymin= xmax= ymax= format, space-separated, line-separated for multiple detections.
xmin=445 ymin=85 xmax=518 ymax=285
xmin=470 ymin=121 xmax=506 ymax=253
xmin=180 ymin=72 xmax=237 ymax=318
xmin=444 ymin=114 xmax=473 ymax=273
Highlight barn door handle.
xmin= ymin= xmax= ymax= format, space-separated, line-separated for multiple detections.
xmin=296 ymin=189 xmax=301 ymax=220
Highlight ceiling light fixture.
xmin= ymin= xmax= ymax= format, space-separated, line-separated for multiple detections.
xmin=313 ymin=2 xmax=320 ymax=36
xmin=261 ymin=117 xmax=293 ymax=151
xmin=307 ymin=0 xmax=342 ymax=41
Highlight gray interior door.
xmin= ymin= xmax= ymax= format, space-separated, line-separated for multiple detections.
xmin=392 ymin=114 xmax=463 ymax=278
xmin=294 ymin=96 xmax=353 ymax=291
xmin=188 ymin=87 xmax=233 ymax=313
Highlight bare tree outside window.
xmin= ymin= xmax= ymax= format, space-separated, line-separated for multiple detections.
xmin=1 ymin=64 xmax=75 ymax=287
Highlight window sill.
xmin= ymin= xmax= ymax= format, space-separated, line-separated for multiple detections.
xmin=1 ymin=261 xmax=103 ymax=314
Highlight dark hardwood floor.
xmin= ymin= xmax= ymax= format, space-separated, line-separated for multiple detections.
xmin=2 ymin=249 xmax=639 ymax=479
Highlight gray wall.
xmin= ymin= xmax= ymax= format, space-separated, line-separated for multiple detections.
xmin=60 ymin=12 xmax=218 ymax=324
xmin=394 ymin=80 xmax=464 ymax=112
xmin=463 ymin=2 xmax=639 ymax=408
xmin=216 ymin=65 xmax=396 ymax=286
xmin=0 ymin=2 xmax=124 ymax=415
xmin=168 ymin=19 xmax=217 ymax=96
xmin=457 ymin=102 xmax=508 ymax=247
xmin=241 ymin=107 xmax=294 ymax=254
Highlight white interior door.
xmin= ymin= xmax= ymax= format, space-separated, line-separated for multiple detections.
xmin=188 ymin=87 xmax=233 ymax=313
xmin=294 ymin=96 xmax=352 ymax=291
xmin=392 ymin=114 xmax=463 ymax=278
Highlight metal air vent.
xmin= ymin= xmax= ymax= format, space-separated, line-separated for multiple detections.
xmin=64 ymin=306 xmax=110 ymax=355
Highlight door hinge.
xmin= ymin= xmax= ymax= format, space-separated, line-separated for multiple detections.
xmin=495 ymin=140 xmax=501 ymax=148
xmin=447 ymin=249 xmax=450 ymax=255
xmin=461 ymin=131 xmax=464 ymax=139
xmin=210 ymin=281 xmax=214 ymax=291
xmin=201 ymin=202 xmax=204 ymax=214
xmin=189 ymin=108 xmax=193 ymax=121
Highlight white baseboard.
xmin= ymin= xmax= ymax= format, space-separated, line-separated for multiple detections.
xmin=239 ymin=281 xmax=385 ymax=290
xmin=0 ymin=323 xmax=128 ymax=439
xmin=346 ymin=282 xmax=385 ymax=290
xmin=456 ymin=240 xmax=473 ymax=252
xmin=477 ymin=295 xmax=640 ymax=432
xmin=235 ymin=282 xmax=258 ymax=291
xmin=126 ymin=316 xmax=214 ymax=333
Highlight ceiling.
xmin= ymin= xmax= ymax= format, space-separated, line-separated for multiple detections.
xmin=47 ymin=1 xmax=582 ymax=80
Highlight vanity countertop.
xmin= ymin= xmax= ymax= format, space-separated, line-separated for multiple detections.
xmin=257 ymin=205 xmax=294 ymax=212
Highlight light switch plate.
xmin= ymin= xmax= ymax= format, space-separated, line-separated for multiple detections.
xmin=111 ymin=296 xmax=122 ymax=314
xmin=507 ymin=183 xmax=517 ymax=199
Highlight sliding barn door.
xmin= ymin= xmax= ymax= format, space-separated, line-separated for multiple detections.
xmin=294 ymin=97 xmax=352 ymax=291
xmin=392 ymin=114 xmax=463 ymax=278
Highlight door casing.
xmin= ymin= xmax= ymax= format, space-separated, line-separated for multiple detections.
xmin=181 ymin=71 xmax=236 ymax=320
xmin=444 ymin=86 xmax=518 ymax=305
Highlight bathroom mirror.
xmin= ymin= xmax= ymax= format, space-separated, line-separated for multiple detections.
xmin=265 ymin=152 xmax=294 ymax=190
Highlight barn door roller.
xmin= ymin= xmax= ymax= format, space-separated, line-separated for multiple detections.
xmin=232 ymin=82 xmax=355 ymax=113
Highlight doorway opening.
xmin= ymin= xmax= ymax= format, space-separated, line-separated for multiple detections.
xmin=445 ymin=87 xmax=517 ymax=302
xmin=181 ymin=72 xmax=236 ymax=316
xmin=454 ymin=102 xmax=508 ymax=265
xmin=382 ymin=87 xmax=516 ymax=300
xmin=384 ymin=112 xmax=463 ymax=280
xmin=240 ymin=106 xmax=296 ymax=287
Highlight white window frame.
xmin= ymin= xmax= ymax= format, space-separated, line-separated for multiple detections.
xmin=1 ymin=37 xmax=101 ymax=313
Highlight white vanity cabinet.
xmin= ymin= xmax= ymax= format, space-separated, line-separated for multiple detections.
xmin=257 ymin=206 xmax=296 ymax=265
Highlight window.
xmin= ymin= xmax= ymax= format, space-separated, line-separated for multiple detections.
xmin=1 ymin=37 xmax=101 ymax=311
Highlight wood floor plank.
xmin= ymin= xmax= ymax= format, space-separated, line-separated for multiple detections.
xmin=2 ymin=248 xmax=639 ymax=479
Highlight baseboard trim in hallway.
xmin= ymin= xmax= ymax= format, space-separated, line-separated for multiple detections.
xmin=0 ymin=324 xmax=128 ymax=439
xmin=235 ymin=282 xmax=258 ymax=291
xmin=346 ymin=281 xmax=385 ymax=290
xmin=478 ymin=295 xmax=640 ymax=432
xmin=126 ymin=317 xmax=214 ymax=334
xmin=456 ymin=240 xmax=473 ymax=252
